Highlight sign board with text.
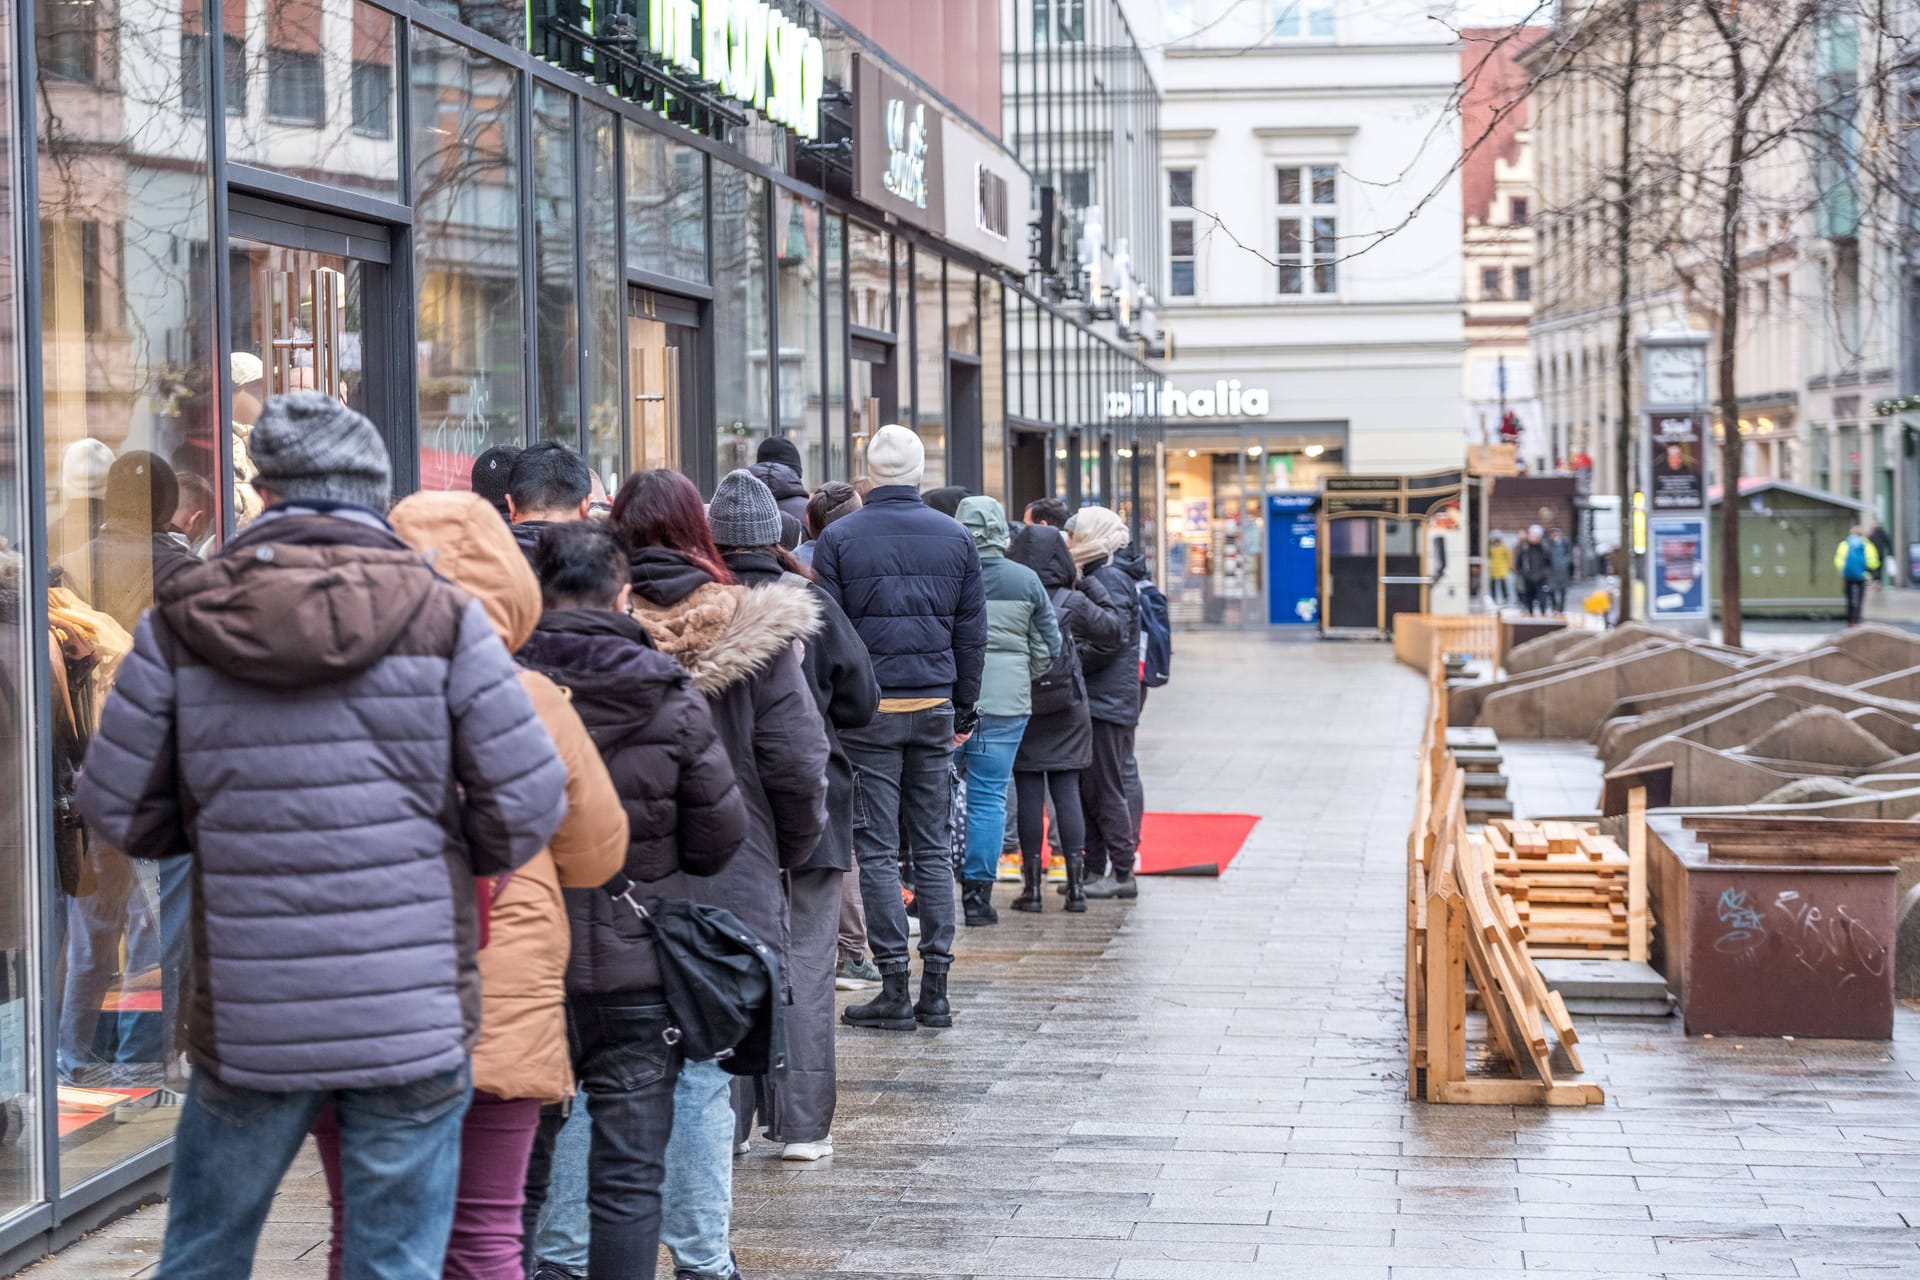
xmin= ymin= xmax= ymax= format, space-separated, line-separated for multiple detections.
xmin=853 ymin=55 xmax=946 ymax=234
xmin=1650 ymin=516 xmax=1708 ymax=620
xmin=1650 ymin=412 xmax=1706 ymax=510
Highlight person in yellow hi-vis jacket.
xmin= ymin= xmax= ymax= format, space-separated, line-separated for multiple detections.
xmin=1835 ymin=525 xmax=1881 ymax=625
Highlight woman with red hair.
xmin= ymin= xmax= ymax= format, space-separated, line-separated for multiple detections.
xmin=612 ymin=469 xmax=830 ymax=1280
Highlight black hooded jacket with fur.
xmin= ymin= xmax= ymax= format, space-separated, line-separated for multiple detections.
xmin=628 ymin=547 xmax=831 ymax=955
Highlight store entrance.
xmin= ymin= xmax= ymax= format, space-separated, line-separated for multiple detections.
xmin=1008 ymin=424 xmax=1053 ymax=515
xmin=227 ymin=198 xmax=401 ymax=518
xmin=626 ymin=288 xmax=700 ymax=482
xmin=1324 ymin=516 xmax=1430 ymax=634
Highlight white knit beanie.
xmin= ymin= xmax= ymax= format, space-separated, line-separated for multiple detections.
xmin=865 ymin=424 xmax=925 ymax=488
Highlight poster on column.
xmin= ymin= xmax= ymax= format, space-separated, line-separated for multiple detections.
xmin=1650 ymin=517 xmax=1707 ymax=620
xmin=1650 ymin=413 xmax=1706 ymax=510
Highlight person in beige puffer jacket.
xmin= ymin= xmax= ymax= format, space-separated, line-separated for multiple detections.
xmin=312 ymin=490 xmax=628 ymax=1280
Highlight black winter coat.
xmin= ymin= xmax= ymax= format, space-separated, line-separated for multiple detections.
xmin=1010 ymin=526 xmax=1122 ymax=773
xmin=629 ymin=548 xmax=831 ymax=960
xmin=510 ymin=519 xmax=556 ymax=566
xmin=723 ymin=549 xmax=878 ymax=872
xmin=516 ymin=608 xmax=748 ymax=1001
xmin=749 ymin=461 xmax=811 ymax=531
xmin=813 ymin=485 xmax=987 ymax=708
xmin=1078 ymin=555 xmax=1142 ymax=727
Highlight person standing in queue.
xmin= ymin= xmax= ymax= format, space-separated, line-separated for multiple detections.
xmin=1065 ymin=507 xmax=1144 ymax=901
xmin=812 ymin=425 xmax=987 ymax=1031
xmin=612 ymin=469 xmax=829 ymax=1280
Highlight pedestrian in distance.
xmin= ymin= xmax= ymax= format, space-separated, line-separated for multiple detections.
xmin=1008 ymin=523 xmax=1123 ymax=911
xmin=1024 ymin=497 xmax=1070 ymax=528
xmin=613 ymin=468 xmax=830 ymax=1280
xmin=1066 ymin=506 xmax=1144 ymax=900
xmin=75 ymin=392 xmax=570 ymax=1280
xmin=506 ymin=440 xmax=596 ymax=563
xmin=812 ymin=424 xmax=987 ymax=1031
xmin=515 ymin=517 xmax=750 ymax=1280
xmin=710 ymin=468 xmax=878 ymax=1162
xmin=1868 ymin=520 xmax=1896 ymax=586
xmin=1836 ymin=524 xmax=1881 ymax=626
xmin=304 ymin=491 xmax=625 ymax=1280
xmin=1545 ymin=527 xmax=1575 ymax=612
xmin=1515 ymin=524 xmax=1552 ymax=615
xmin=956 ymin=496 xmax=1061 ymax=926
xmin=1487 ymin=533 xmax=1511 ymax=605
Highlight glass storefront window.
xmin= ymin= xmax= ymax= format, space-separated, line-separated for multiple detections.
xmin=227 ymin=2 xmax=401 ymax=201
xmin=848 ymin=222 xmax=889 ymax=332
xmin=948 ymin=265 xmax=979 ymax=355
xmin=712 ymin=163 xmax=768 ymax=476
xmin=583 ymin=105 xmax=623 ymax=491
xmin=625 ymin=122 xmax=706 ymax=285
xmin=914 ymin=247 xmax=946 ymax=487
xmin=982 ymin=280 xmax=1005 ymax=503
xmin=413 ymin=28 xmax=525 ymax=488
xmin=824 ymin=213 xmax=846 ymax=481
xmin=532 ymin=86 xmax=578 ymax=445
xmin=0 ymin=1 xmax=40 ymax=1223
xmin=773 ymin=192 xmax=822 ymax=482
xmin=37 ymin=0 xmax=222 ymax=1192
xmin=422 ymin=0 xmax=524 ymax=46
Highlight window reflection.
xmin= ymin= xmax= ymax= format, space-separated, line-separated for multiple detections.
xmin=774 ymin=192 xmax=822 ymax=482
xmin=712 ymin=163 xmax=768 ymax=476
xmin=914 ymin=247 xmax=946 ymax=487
xmin=625 ymin=122 xmax=706 ymax=285
xmin=583 ymin=106 xmax=622 ymax=491
xmin=532 ymin=86 xmax=578 ymax=445
xmin=824 ymin=213 xmax=845 ymax=481
xmin=982 ymin=281 xmax=1005 ymax=502
xmin=36 ymin=0 xmax=220 ymax=1191
xmin=228 ymin=2 xmax=401 ymax=201
xmin=412 ymin=28 xmax=525 ymax=488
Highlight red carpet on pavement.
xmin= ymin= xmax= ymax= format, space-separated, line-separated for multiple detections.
xmin=1136 ymin=812 xmax=1259 ymax=877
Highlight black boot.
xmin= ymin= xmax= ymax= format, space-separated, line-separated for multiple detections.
xmin=842 ymin=970 xmax=916 ymax=1030
xmin=1011 ymin=854 xmax=1044 ymax=913
xmin=962 ymin=880 xmax=999 ymax=927
xmin=915 ymin=969 xmax=953 ymax=1027
xmin=1064 ymin=852 xmax=1088 ymax=913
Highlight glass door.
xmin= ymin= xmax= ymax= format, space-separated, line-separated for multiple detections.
xmin=625 ymin=288 xmax=700 ymax=482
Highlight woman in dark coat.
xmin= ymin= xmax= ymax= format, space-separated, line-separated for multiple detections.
xmin=1007 ymin=524 xmax=1123 ymax=911
xmin=709 ymin=469 xmax=878 ymax=1163
xmin=611 ymin=468 xmax=830 ymax=1280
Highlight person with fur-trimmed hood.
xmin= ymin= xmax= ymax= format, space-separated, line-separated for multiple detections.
xmin=610 ymin=468 xmax=829 ymax=1280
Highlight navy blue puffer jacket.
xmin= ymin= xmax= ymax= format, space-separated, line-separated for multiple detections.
xmin=813 ymin=485 xmax=988 ymax=710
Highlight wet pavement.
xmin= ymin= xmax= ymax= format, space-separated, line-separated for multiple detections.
xmin=20 ymin=631 xmax=1920 ymax=1279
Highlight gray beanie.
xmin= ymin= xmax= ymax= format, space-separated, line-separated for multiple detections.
xmin=247 ymin=391 xmax=392 ymax=510
xmin=707 ymin=468 xmax=782 ymax=548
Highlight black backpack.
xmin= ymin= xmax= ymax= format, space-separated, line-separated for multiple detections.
xmin=1030 ymin=589 xmax=1084 ymax=717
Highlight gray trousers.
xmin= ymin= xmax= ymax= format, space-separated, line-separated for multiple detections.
xmin=735 ymin=867 xmax=841 ymax=1145
xmin=836 ymin=869 xmax=867 ymax=962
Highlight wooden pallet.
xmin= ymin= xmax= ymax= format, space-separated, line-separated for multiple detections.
xmin=1482 ymin=818 xmax=1650 ymax=962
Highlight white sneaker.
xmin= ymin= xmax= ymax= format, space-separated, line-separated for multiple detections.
xmin=781 ymin=1137 xmax=834 ymax=1162
xmin=733 ymin=1139 xmax=751 ymax=1156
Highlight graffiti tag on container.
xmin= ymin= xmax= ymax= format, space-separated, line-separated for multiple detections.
xmin=1713 ymin=888 xmax=1765 ymax=957
xmin=1771 ymin=890 xmax=1886 ymax=989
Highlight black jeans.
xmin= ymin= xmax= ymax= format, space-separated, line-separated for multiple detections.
xmin=523 ymin=998 xmax=681 ymax=1280
xmin=1846 ymin=577 xmax=1867 ymax=625
xmin=1015 ymin=769 xmax=1084 ymax=860
xmin=1082 ymin=720 xmax=1138 ymax=878
xmin=843 ymin=704 xmax=958 ymax=976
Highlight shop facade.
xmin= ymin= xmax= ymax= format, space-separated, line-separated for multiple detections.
xmin=0 ymin=0 xmax=1162 ymax=1258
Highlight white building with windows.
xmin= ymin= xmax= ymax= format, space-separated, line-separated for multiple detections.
xmin=1156 ymin=0 xmax=1466 ymax=478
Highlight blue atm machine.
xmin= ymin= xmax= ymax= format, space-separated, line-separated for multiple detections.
xmin=1267 ymin=492 xmax=1319 ymax=625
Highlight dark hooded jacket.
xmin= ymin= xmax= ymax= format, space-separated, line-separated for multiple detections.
xmin=511 ymin=518 xmax=559 ymax=565
xmin=1009 ymin=525 xmax=1122 ymax=773
xmin=73 ymin=503 xmax=569 ymax=1092
xmin=629 ymin=548 xmax=831 ymax=957
xmin=749 ymin=460 xmax=811 ymax=532
xmin=812 ymin=485 xmax=987 ymax=708
xmin=516 ymin=607 xmax=748 ymax=1000
xmin=1078 ymin=551 xmax=1143 ymax=727
xmin=722 ymin=549 xmax=878 ymax=873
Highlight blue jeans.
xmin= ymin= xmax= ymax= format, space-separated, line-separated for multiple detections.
xmin=659 ymin=1059 xmax=737 ymax=1278
xmin=960 ymin=714 xmax=1027 ymax=882
xmin=159 ymin=1065 xmax=471 ymax=1280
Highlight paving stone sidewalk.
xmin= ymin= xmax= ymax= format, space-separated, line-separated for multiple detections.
xmin=21 ymin=632 xmax=1920 ymax=1279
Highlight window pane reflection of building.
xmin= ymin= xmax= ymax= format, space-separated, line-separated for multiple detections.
xmin=532 ymin=85 xmax=579 ymax=445
xmin=36 ymin=0 xmax=222 ymax=1192
xmin=625 ymin=123 xmax=707 ymax=286
xmin=712 ymin=164 xmax=768 ymax=475
xmin=229 ymin=2 xmax=401 ymax=201
xmin=774 ymin=192 xmax=822 ymax=483
xmin=914 ymin=247 xmax=945 ymax=487
xmin=583 ymin=106 xmax=623 ymax=490
xmin=412 ymin=27 xmax=526 ymax=488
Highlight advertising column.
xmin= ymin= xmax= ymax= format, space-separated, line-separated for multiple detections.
xmin=1640 ymin=332 xmax=1713 ymax=636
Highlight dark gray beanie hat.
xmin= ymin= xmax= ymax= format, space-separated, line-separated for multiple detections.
xmin=248 ymin=391 xmax=391 ymax=510
xmin=707 ymin=468 xmax=782 ymax=548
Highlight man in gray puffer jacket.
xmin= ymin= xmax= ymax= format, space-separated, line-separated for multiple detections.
xmin=76 ymin=393 xmax=568 ymax=1280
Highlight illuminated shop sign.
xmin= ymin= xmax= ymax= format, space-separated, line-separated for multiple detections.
xmin=1106 ymin=380 xmax=1272 ymax=419
xmin=853 ymin=55 xmax=947 ymax=233
xmin=643 ymin=0 xmax=825 ymax=140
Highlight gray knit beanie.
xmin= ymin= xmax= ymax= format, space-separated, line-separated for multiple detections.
xmin=248 ymin=391 xmax=392 ymax=510
xmin=707 ymin=469 xmax=782 ymax=548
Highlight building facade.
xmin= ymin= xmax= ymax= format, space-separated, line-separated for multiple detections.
xmin=1152 ymin=0 xmax=1465 ymax=626
xmin=1461 ymin=27 xmax=1543 ymax=472
xmin=0 ymin=0 xmax=1161 ymax=1258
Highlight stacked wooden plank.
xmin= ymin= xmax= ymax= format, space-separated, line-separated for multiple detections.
xmin=1482 ymin=818 xmax=1649 ymax=960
